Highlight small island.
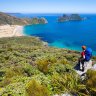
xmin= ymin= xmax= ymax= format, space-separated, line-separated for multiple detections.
xmin=58 ymin=14 xmax=84 ymax=22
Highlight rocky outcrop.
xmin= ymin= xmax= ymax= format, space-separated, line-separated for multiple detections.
xmin=39 ymin=17 xmax=48 ymax=24
xmin=28 ymin=17 xmax=48 ymax=24
xmin=24 ymin=17 xmax=39 ymax=24
xmin=91 ymin=64 xmax=96 ymax=70
xmin=58 ymin=14 xmax=84 ymax=22
xmin=76 ymin=60 xmax=93 ymax=76
xmin=69 ymin=14 xmax=83 ymax=21
xmin=58 ymin=14 xmax=69 ymax=22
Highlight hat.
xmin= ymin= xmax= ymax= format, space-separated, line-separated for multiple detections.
xmin=82 ymin=46 xmax=86 ymax=50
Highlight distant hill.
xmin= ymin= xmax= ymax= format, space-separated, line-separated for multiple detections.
xmin=6 ymin=13 xmax=22 ymax=15
xmin=0 ymin=12 xmax=28 ymax=25
xmin=0 ymin=12 xmax=48 ymax=25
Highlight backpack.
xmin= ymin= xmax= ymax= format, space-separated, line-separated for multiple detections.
xmin=85 ymin=48 xmax=92 ymax=61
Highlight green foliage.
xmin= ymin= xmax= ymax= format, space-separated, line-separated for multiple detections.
xmin=36 ymin=57 xmax=50 ymax=73
xmin=86 ymin=70 xmax=96 ymax=88
xmin=51 ymin=70 xmax=79 ymax=94
xmin=36 ymin=55 xmax=57 ymax=73
xmin=48 ymin=63 xmax=74 ymax=75
xmin=5 ymin=67 xmax=24 ymax=78
xmin=0 ymin=70 xmax=5 ymax=81
xmin=0 ymin=67 xmax=24 ymax=87
xmin=23 ymin=63 xmax=41 ymax=76
xmin=0 ymin=82 xmax=26 ymax=96
xmin=75 ymin=70 xmax=96 ymax=96
xmin=59 ymin=58 xmax=68 ymax=64
xmin=0 ymin=36 xmax=95 ymax=96
xmin=26 ymin=79 xmax=50 ymax=96
xmin=85 ymin=70 xmax=96 ymax=95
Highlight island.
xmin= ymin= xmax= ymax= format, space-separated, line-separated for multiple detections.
xmin=58 ymin=14 xmax=84 ymax=22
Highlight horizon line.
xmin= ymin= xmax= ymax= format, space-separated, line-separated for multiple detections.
xmin=1 ymin=11 xmax=96 ymax=14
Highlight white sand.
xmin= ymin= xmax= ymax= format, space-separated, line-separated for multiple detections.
xmin=0 ymin=25 xmax=24 ymax=38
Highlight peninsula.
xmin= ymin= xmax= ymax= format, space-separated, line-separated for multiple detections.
xmin=0 ymin=12 xmax=48 ymax=38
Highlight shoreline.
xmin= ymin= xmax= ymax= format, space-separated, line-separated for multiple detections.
xmin=0 ymin=25 xmax=96 ymax=56
xmin=0 ymin=25 xmax=25 ymax=38
xmin=13 ymin=26 xmax=25 ymax=37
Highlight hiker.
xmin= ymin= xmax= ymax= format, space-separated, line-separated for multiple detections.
xmin=80 ymin=46 xmax=92 ymax=71
xmin=79 ymin=46 xmax=86 ymax=71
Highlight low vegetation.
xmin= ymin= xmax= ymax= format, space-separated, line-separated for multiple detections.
xmin=0 ymin=36 xmax=96 ymax=96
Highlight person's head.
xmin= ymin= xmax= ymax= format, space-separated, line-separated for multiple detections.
xmin=82 ymin=46 xmax=86 ymax=50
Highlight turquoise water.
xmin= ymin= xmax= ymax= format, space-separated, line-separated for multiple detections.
xmin=14 ymin=14 xmax=96 ymax=55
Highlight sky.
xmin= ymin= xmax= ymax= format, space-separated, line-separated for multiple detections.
xmin=0 ymin=0 xmax=96 ymax=13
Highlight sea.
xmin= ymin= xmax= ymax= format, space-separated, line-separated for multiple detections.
xmin=9 ymin=13 xmax=96 ymax=55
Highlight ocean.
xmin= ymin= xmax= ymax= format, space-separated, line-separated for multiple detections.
xmin=9 ymin=13 xmax=96 ymax=55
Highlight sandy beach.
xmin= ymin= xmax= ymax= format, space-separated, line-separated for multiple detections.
xmin=0 ymin=25 xmax=24 ymax=38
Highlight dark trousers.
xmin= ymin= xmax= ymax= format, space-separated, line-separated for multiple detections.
xmin=79 ymin=57 xmax=85 ymax=71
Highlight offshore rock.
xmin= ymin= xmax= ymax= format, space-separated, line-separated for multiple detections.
xmin=58 ymin=14 xmax=84 ymax=22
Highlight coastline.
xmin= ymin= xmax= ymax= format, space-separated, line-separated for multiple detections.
xmin=0 ymin=25 xmax=25 ymax=38
xmin=0 ymin=25 xmax=96 ymax=55
xmin=13 ymin=25 xmax=25 ymax=37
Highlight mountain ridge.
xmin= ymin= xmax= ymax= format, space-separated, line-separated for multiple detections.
xmin=0 ymin=12 xmax=48 ymax=25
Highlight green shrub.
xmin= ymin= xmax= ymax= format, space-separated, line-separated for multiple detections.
xmin=0 ymin=82 xmax=26 ymax=96
xmin=82 ymin=70 xmax=96 ymax=95
xmin=36 ymin=57 xmax=50 ymax=73
xmin=22 ymin=62 xmax=37 ymax=76
xmin=0 ymin=67 xmax=24 ymax=87
xmin=48 ymin=56 xmax=57 ymax=63
xmin=51 ymin=70 xmax=79 ymax=94
xmin=5 ymin=67 xmax=24 ymax=78
xmin=48 ymin=63 xmax=73 ymax=75
xmin=0 ymin=70 xmax=5 ymax=81
xmin=26 ymin=79 xmax=50 ymax=96
xmin=86 ymin=70 xmax=96 ymax=88
xmin=0 ymin=78 xmax=11 ymax=87
xmin=51 ymin=73 xmax=66 ymax=94
xmin=59 ymin=58 xmax=68 ymax=64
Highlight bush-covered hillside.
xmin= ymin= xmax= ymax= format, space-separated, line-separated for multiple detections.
xmin=0 ymin=36 xmax=96 ymax=96
xmin=0 ymin=12 xmax=48 ymax=25
xmin=0 ymin=12 xmax=28 ymax=25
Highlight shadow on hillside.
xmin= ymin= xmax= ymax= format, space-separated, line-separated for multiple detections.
xmin=74 ymin=63 xmax=80 ymax=70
